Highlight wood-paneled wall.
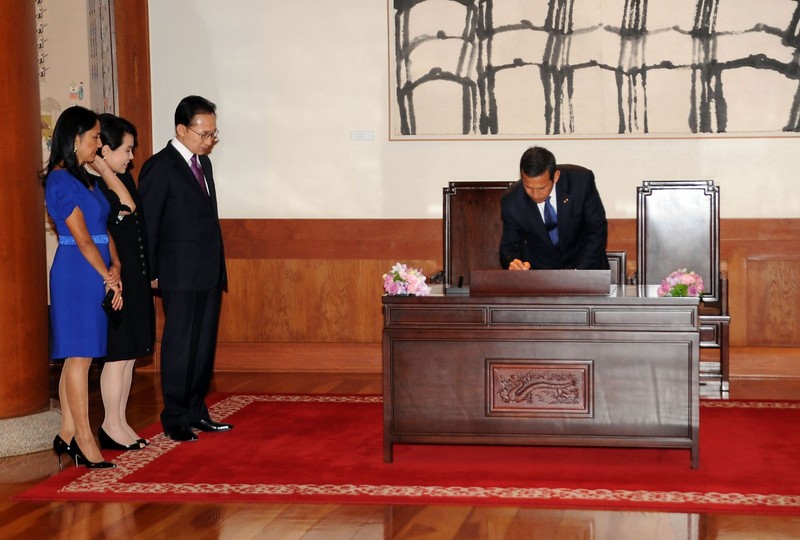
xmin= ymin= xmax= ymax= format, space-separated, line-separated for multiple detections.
xmin=723 ymin=219 xmax=800 ymax=377
xmin=139 ymin=218 xmax=800 ymax=378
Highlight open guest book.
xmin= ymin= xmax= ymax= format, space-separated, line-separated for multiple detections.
xmin=468 ymin=269 xmax=612 ymax=296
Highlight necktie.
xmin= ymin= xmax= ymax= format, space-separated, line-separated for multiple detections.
xmin=544 ymin=195 xmax=559 ymax=246
xmin=190 ymin=155 xmax=208 ymax=195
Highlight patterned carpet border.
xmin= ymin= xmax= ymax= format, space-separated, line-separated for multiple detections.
xmin=42 ymin=396 xmax=800 ymax=511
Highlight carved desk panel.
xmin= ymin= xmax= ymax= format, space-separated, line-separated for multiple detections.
xmin=382 ymin=285 xmax=700 ymax=468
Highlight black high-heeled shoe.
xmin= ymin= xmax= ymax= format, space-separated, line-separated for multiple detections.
xmin=53 ymin=434 xmax=74 ymax=470
xmin=137 ymin=438 xmax=149 ymax=447
xmin=69 ymin=437 xmax=116 ymax=469
xmin=98 ymin=427 xmax=144 ymax=451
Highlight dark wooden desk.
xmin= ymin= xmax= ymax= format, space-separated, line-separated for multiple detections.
xmin=382 ymin=285 xmax=701 ymax=468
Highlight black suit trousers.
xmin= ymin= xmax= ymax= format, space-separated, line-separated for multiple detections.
xmin=159 ymin=286 xmax=222 ymax=430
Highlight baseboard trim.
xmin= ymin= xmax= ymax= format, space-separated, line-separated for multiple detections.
xmin=213 ymin=342 xmax=381 ymax=372
xmin=136 ymin=342 xmax=382 ymax=373
xmin=729 ymin=347 xmax=800 ymax=378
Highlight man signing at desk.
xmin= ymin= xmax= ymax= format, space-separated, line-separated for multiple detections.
xmin=499 ymin=146 xmax=610 ymax=271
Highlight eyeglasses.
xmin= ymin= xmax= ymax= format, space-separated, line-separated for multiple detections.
xmin=186 ymin=126 xmax=219 ymax=141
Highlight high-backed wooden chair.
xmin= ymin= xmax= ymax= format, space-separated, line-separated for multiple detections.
xmin=444 ymin=181 xmax=510 ymax=289
xmin=443 ymin=181 xmax=625 ymax=288
xmin=636 ymin=180 xmax=730 ymax=392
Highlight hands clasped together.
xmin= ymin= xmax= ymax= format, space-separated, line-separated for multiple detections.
xmin=104 ymin=264 xmax=124 ymax=311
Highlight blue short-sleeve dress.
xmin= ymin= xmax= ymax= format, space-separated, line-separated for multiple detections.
xmin=45 ymin=169 xmax=112 ymax=359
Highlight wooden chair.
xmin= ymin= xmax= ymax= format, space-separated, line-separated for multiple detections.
xmin=444 ymin=181 xmax=510 ymax=289
xmin=443 ymin=181 xmax=625 ymax=288
xmin=605 ymin=250 xmax=627 ymax=286
xmin=635 ymin=180 xmax=730 ymax=392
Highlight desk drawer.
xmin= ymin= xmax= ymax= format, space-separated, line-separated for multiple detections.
xmin=490 ymin=308 xmax=589 ymax=326
xmin=593 ymin=308 xmax=696 ymax=327
xmin=387 ymin=307 xmax=486 ymax=325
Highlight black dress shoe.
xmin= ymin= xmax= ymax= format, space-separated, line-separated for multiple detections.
xmin=98 ymin=427 xmax=144 ymax=451
xmin=53 ymin=434 xmax=74 ymax=470
xmin=190 ymin=419 xmax=234 ymax=432
xmin=70 ymin=438 xmax=116 ymax=469
xmin=164 ymin=426 xmax=198 ymax=442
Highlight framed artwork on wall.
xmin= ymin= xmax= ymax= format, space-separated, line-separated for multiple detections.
xmin=389 ymin=0 xmax=800 ymax=139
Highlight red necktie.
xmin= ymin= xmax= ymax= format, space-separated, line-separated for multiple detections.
xmin=190 ymin=155 xmax=208 ymax=196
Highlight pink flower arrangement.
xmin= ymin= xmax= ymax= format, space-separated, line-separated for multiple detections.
xmin=657 ymin=269 xmax=705 ymax=297
xmin=382 ymin=262 xmax=431 ymax=296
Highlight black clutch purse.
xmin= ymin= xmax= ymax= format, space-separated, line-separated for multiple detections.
xmin=101 ymin=289 xmax=123 ymax=329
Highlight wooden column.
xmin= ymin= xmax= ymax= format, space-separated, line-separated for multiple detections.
xmin=114 ymin=0 xmax=153 ymax=167
xmin=0 ymin=4 xmax=50 ymax=419
xmin=111 ymin=0 xmax=154 ymax=370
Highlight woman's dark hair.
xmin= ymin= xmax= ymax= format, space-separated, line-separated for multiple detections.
xmin=174 ymin=95 xmax=216 ymax=127
xmin=519 ymin=146 xmax=557 ymax=179
xmin=42 ymin=105 xmax=98 ymax=188
xmin=97 ymin=113 xmax=137 ymax=151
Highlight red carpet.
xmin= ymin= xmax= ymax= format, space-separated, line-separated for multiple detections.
xmin=18 ymin=394 xmax=800 ymax=514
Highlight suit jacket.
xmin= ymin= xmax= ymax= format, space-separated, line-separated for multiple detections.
xmin=138 ymin=141 xmax=227 ymax=291
xmin=499 ymin=164 xmax=609 ymax=270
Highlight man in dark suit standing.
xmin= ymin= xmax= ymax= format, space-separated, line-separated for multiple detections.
xmin=139 ymin=95 xmax=232 ymax=442
xmin=500 ymin=146 xmax=609 ymax=271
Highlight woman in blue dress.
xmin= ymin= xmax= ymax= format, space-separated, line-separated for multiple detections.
xmin=44 ymin=106 xmax=123 ymax=469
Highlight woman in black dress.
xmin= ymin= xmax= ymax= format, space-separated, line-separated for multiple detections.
xmin=88 ymin=114 xmax=155 ymax=450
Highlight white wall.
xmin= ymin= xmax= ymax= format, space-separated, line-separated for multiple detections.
xmin=148 ymin=0 xmax=800 ymax=219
